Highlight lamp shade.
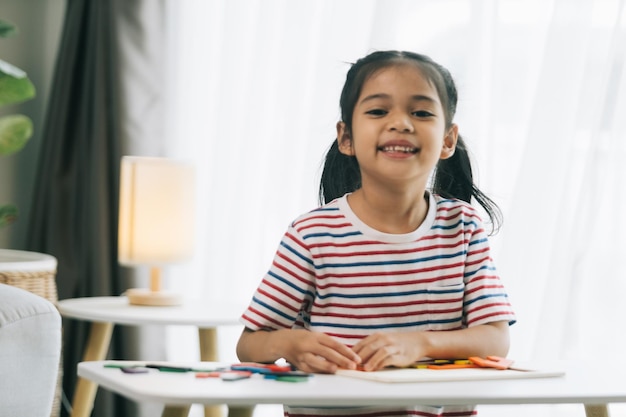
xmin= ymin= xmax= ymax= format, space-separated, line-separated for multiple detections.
xmin=118 ymin=156 xmax=195 ymax=266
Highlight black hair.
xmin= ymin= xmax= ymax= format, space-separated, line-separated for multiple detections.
xmin=318 ymin=50 xmax=502 ymax=234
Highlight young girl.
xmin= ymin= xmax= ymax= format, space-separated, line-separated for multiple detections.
xmin=237 ymin=50 xmax=516 ymax=417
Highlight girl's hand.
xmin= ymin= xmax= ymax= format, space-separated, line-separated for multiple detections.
xmin=277 ymin=329 xmax=361 ymax=374
xmin=351 ymin=322 xmax=510 ymax=372
xmin=351 ymin=332 xmax=424 ymax=371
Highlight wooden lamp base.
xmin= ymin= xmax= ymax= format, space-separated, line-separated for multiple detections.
xmin=126 ymin=266 xmax=182 ymax=306
xmin=126 ymin=288 xmax=183 ymax=306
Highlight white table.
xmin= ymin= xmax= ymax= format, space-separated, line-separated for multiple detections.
xmin=77 ymin=360 xmax=619 ymax=417
xmin=57 ymin=296 xmax=248 ymax=417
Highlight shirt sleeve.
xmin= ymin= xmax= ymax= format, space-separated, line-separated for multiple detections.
xmin=240 ymin=224 xmax=316 ymax=331
xmin=462 ymin=221 xmax=516 ymax=327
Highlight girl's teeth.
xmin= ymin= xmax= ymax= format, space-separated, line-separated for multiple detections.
xmin=381 ymin=145 xmax=417 ymax=153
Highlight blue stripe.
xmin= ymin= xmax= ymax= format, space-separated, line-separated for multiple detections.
xmin=317 ymin=287 xmax=463 ymax=299
xmin=318 ymin=288 xmax=427 ymax=299
xmin=469 ymin=237 xmax=488 ymax=246
xmin=280 ymin=241 xmax=314 ymax=266
xmin=312 ymin=206 xmax=340 ymax=213
xmin=252 ymin=295 xmax=297 ymax=322
xmin=303 ymin=231 xmax=363 ymax=240
xmin=311 ymin=316 xmax=462 ymax=329
xmin=432 ymin=218 xmax=479 ymax=230
xmin=314 ymin=250 xmax=466 ymax=270
xmin=464 ymin=292 xmax=509 ymax=307
xmin=428 ymin=286 xmax=465 ymax=295
xmin=435 ymin=198 xmax=457 ymax=205
xmin=267 ymin=270 xmax=314 ymax=298
xmin=464 ymin=264 xmax=495 ymax=278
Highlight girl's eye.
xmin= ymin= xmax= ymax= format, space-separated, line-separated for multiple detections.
xmin=366 ymin=109 xmax=387 ymax=116
xmin=413 ymin=110 xmax=434 ymax=118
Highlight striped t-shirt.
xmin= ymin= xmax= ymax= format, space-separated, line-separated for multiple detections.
xmin=241 ymin=192 xmax=516 ymax=417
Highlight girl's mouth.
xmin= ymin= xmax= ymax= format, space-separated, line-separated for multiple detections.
xmin=378 ymin=145 xmax=419 ymax=154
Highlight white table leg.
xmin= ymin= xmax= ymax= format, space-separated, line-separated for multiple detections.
xmin=585 ymin=404 xmax=610 ymax=417
xmin=70 ymin=321 xmax=114 ymax=417
xmin=198 ymin=328 xmax=255 ymax=417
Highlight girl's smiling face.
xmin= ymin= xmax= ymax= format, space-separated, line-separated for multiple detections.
xmin=337 ymin=63 xmax=457 ymax=190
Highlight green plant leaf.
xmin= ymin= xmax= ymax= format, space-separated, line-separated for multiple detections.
xmin=0 ymin=20 xmax=31 ymax=228
xmin=0 ymin=114 xmax=33 ymax=156
xmin=0 ymin=61 xmax=36 ymax=106
xmin=0 ymin=204 xmax=18 ymax=228
xmin=0 ymin=20 xmax=17 ymax=38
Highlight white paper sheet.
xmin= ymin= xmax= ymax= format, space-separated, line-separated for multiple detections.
xmin=336 ymin=363 xmax=565 ymax=383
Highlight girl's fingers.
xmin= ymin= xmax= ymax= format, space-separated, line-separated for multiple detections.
xmin=306 ymin=353 xmax=340 ymax=373
xmin=310 ymin=345 xmax=359 ymax=371
xmin=320 ymin=338 xmax=361 ymax=365
xmin=352 ymin=335 xmax=385 ymax=363
xmin=285 ymin=331 xmax=360 ymax=373
xmin=364 ymin=345 xmax=400 ymax=371
xmin=302 ymin=337 xmax=360 ymax=372
xmin=352 ymin=334 xmax=408 ymax=371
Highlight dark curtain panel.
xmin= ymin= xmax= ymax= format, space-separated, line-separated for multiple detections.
xmin=25 ymin=1 xmax=136 ymax=416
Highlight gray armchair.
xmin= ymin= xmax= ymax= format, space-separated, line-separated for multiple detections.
xmin=0 ymin=283 xmax=62 ymax=417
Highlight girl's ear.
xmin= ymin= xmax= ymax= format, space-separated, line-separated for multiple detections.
xmin=440 ymin=124 xmax=458 ymax=160
xmin=336 ymin=121 xmax=355 ymax=156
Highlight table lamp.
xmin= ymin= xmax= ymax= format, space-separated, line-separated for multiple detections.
xmin=118 ymin=156 xmax=195 ymax=306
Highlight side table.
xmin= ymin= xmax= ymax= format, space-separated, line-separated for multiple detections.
xmin=57 ymin=296 xmax=251 ymax=417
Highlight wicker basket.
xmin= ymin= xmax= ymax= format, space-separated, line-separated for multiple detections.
xmin=0 ymin=249 xmax=61 ymax=417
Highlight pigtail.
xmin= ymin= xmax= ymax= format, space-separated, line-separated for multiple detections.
xmin=319 ymin=140 xmax=361 ymax=205
xmin=433 ymin=135 xmax=502 ymax=234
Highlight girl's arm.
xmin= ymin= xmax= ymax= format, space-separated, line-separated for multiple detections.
xmin=351 ymin=320 xmax=510 ymax=371
xmin=236 ymin=327 xmax=361 ymax=373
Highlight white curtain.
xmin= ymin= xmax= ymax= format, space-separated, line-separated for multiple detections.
xmin=153 ymin=0 xmax=626 ymax=416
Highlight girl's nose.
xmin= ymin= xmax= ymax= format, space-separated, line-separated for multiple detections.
xmin=387 ymin=113 xmax=414 ymax=132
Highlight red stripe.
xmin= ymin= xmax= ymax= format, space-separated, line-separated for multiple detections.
xmin=466 ymin=247 xmax=490 ymax=259
xmin=256 ymin=287 xmax=299 ymax=314
xmin=245 ymin=307 xmax=287 ymax=329
xmin=310 ymin=240 xmax=470 ymax=260
xmin=307 ymin=229 xmax=467 ymax=249
xmin=464 ymin=253 xmax=490 ymax=268
xmin=313 ymin=306 xmax=460 ymax=320
xmin=314 ymin=297 xmax=462 ymax=310
xmin=316 ymin=263 xmax=465 ymax=281
xmin=262 ymin=279 xmax=304 ymax=303
xmin=274 ymin=253 xmax=314 ymax=283
xmin=292 ymin=213 xmax=344 ymax=228
xmin=419 ymin=229 xmax=467 ymax=243
xmin=324 ymin=331 xmax=367 ymax=340
xmin=284 ymin=231 xmax=313 ymax=252
xmin=304 ymin=227 xmax=476 ymax=249
xmin=465 ymin=283 xmax=504 ymax=296
xmin=298 ymin=221 xmax=354 ymax=232
xmin=315 ymin=273 xmax=463 ymax=289
xmin=240 ymin=313 xmax=285 ymax=330
xmin=466 ymin=301 xmax=512 ymax=315
xmin=467 ymin=310 xmax=513 ymax=325
xmin=435 ymin=209 xmax=481 ymax=222
xmin=240 ymin=314 xmax=263 ymax=329
xmin=308 ymin=239 xmax=396 ymax=249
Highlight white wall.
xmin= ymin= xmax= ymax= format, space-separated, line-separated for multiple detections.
xmin=0 ymin=0 xmax=65 ymax=248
